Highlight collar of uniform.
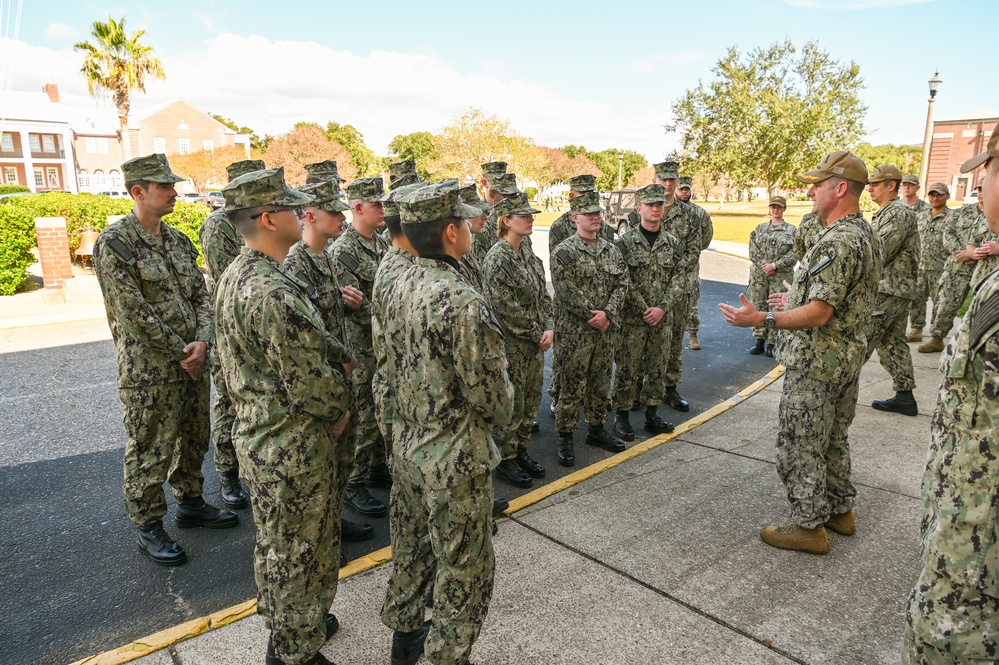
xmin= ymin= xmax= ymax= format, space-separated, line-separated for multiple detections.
xmin=239 ymin=245 xmax=282 ymax=268
xmin=415 ymin=255 xmax=461 ymax=272
xmin=662 ymin=199 xmax=687 ymax=223
xmin=126 ymin=212 xmax=168 ymax=254
xmin=570 ymin=233 xmax=602 ymax=255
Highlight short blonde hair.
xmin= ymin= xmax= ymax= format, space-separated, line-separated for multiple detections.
xmin=496 ymin=214 xmax=511 ymax=238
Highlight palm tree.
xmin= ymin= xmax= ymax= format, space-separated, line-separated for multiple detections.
xmin=74 ymin=16 xmax=165 ymax=159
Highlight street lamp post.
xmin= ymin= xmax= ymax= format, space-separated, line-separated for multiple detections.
xmin=917 ymin=72 xmax=942 ymax=200
xmin=618 ymin=150 xmax=624 ymax=190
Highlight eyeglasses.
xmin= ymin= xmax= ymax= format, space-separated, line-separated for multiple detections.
xmin=251 ymin=207 xmax=304 ymax=219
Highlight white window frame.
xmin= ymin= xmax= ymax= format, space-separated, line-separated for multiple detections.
xmin=97 ymin=137 xmax=109 ymax=154
xmin=84 ymin=137 xmax=97 ymax=154
xmin=42 ymin=135 xmax=56 ymax=153
xmin=109 ymin=170 xmax=124 ymax=188
xmin=78 ymin=170 xmax=90 ymax=190
xmin=4 ymin=166 xmax=17 ymax=184
xmin=203 ymin=139 xmax=214 ymax=152
xmin=1 ymin=133 xmax=13 ymax=152
xmin=93 ymin=170 xmax=107 ymax=188
xmin=153 ymin=137 xmax=166 ymax=153
xmin=178 ymin=138 xmax=190 ymax=155
xmin=29 ymin=135 xmax=41 ymax=153
xmin=46 ymin=167 xmax=59 ymax=188
xmin=34 ymin=167 xmax=44 ymax=187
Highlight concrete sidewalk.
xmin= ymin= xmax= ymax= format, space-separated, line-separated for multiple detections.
xmin=104 ymin=342 xmax=938 ymax=665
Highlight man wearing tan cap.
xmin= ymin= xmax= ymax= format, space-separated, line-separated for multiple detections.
xmin=865 ymin=164 xmax=920 ymax=417
xmin=720 ymin=150 xmax=879 ymax=555
xmin=906 ymin=183 xmax=952 ymax=342
xmin=903 ymin=120 xmax=999 ymax=665
xmin=747 ymin=196 xmax=797 ymax=357
xmin=900 ymin=174 xmax=931 ymax=216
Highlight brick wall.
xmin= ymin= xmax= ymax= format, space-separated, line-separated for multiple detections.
xmin=34 ymin=217 xmax=73 ymax=298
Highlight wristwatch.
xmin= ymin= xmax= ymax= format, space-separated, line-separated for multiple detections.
xmin=764 ymin=312 xmax=776 ymax=329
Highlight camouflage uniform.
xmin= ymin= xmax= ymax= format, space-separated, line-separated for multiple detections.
xmin=371 ymin=245 xmax=416 ymax=445
xmin=929 ymin=203 xmax=983 ymax=340
xmin=610 ymin=208 xmax=684 ymax=411
xmin=774 ymin=213 xmax=880 ymax=527
xmin=329 ymin=214 xmax=390 ymax=487
xmin=794 ymin=212 xmax=824 ymax=263
xmin=903 ymin=270 xmax=999 ymax=662
xmin=94 ymin=206 xmax=213 ymax=527
xmin=909 ymin=207 xmax=952 ymax=330
xmin=685 ymin=201 xmax=714 ymax=335
xmin=380 ymin=185 xmax=514 ymax=665
xmin=475 ymin=170 xmax=518 ymax=253
xmin=658 ymin=200 xmax=701 ymax=389
xmin=482 ymin=226 xmax=553 ymax=462
xmin=968 ymin=213 xmax=999 ymax=291
xmin=904 ymin=197 xmax=932 ymax=217
xmin=748 ymin=220 xmax=797 ymax=343
xmin=551 ymin=233 xmax=629 ymax=432
xmin=866 ymin=197 xmax=920 ymax=392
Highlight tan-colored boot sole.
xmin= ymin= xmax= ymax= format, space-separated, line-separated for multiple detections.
xmin=760 ymin=524 xmax=829 ymax=554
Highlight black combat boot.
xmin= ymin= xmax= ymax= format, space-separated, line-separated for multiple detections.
xmin=137 ymin=521 xmax=187 ymax=566
xmin=493 ymin=498 xmax=510 ymax=516
xmin=585 ymin=424 xmax=626 ymax=453
xmin=764 ymin=343 xmax=775 ymax=358
xmin=664 ymin=386 xmax=690 ymax=412
xmin=515 ymin=451 xmax=546 ymax=478
xmin=344 ymin=483 xmax=388 ymax=517
xmin=220 ymin=473 xmax=248 ymax=509
xmin=557 ymin=432 xmax=575 ymax=467
xmin=341 ymin=518 xmax=374 ymax=542
xmin=871 ymin=390 xmax=918 ymax=417
xmin=749 ymin=339 xmax=765 ymax=355
xmin=644 ymin=406 xmax=675 ymax=434
xmin=367 ymin=463 xmax=393 ymax=489
xmin=614 ymin=410 xmax=635 ymax=441
xmin=390 ymin=620 xmax=431 ymax=665
xmin=495 ymin=459 xmax=533 ymax=488
xmin=176 ymin=497 xmax=239 ymax=529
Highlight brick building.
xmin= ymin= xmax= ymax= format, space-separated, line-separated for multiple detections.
xmin=0 ymin=85 xmax=78 ymax=193
xmin=926 ymin=111 xmax=997 ymax=202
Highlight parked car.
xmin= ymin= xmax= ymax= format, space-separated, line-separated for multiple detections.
xmin=98 ymin=190 xmax=130 ymax=199
xmin=603 ymin=188 xmax=639 ymax=236
xmin=179 ymin=192 xmax=200 ymax=202
xmin=963 ymin=190 xmax=979 ymax=205
xmin=204 ymin=191 xmax=225 ymax=209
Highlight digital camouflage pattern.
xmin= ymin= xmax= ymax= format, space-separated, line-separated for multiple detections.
xmin=282 ymin=242 xmax=354 ymax=365
xmin=929 ymin=203 xmax=983 ymax=339
xmin=909 ymin=208 xmax=952 ymax=329
xmin=903 ymin=197 xmax=932 ymax=217
xmin=481 ymin=161 xmax=507 ymax=181
xmin=215 ymin=247 xmax=351 ymax=665
xmin=903 ymin=269 xmax=999 ymax=662
xmin=867 ymin=293 xmax=917 ymax=391
xmin=371 ymin=246 xmax=417 ymax=445
xmin=489 ymin=173 xmax=519 ymax=196
xmin=657 ymin=200 xmax=701 ymax=387
xmin=685 ymin=201 xmax=714 ymax=334
xmin=400 ymin=183 xmax=481 ymax=224
xmin=611 ymin=224 xmax=683 ymax=411
xmin=298 ymin=180 xmax=350 ymax=213
xmin=344 ymin=177 xmax=385 ymax=202
xmin=378 ymin=256 xmax=513 ymax=664
xmin=459 ymin=245 xmax=484 ymax=291
xmin=551 ymin=234 xmax=628 ymax=431
xmin=653 ymin=159 xmax=680 ymax=180
xmin=773 ymin=212 xmax=880 ymax=528
xmin=481 ymin=239 xmax=553 ymax=460
xmin=387 ymin=158 xmax=420 ymax=190
xmin=222 ymin=167 xmax=314 ymax=211
xmin=329 ymin=225 xmax=390 ymax=485
xmin=121 ymin=153 xmax=185 ymax=183
xmin=547 ymin=210 xmax=615 ymax=261
xmin=226 ymin=159 xmax=266 ymax=180
xmin=794 ymin=212 xmax=824 ymax=263
xmin=748 ymin=221 xmax=797 ymax=343
xmin=304 ymin=159 xmax=347 ymax=183
xmin=968 ymin=212 xmax=999 ymax=291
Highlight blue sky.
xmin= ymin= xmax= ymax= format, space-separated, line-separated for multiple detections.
xmin=4 ymin=0 xmax=996 ymax=162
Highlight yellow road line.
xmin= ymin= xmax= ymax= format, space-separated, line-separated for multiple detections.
xmin=68 ymin=365 xmax=785 ymax=665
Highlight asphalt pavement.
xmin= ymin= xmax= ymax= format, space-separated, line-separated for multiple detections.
xmin=0 ymin=247 xmax=772 ymax=665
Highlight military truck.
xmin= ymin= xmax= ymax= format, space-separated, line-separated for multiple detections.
xmin=603 ymin=188 xmax=638 ymax=236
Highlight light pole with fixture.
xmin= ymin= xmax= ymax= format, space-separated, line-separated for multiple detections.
xmin=618 ymin=149 xmax=623 ymax=190
xmin=917 ymin=71 xmax=942 ymax=199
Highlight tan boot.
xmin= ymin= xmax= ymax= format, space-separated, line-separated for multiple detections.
xmin=918 ymin=336 xmax=944 ymax=353
xmin=906 ymin=327 xmax=923 ymax=342
xmin=688 ymin=333 xmax=702 ymax=350
xmin=824 ymin=511 xmax=855 ymax=536
xmin=760 ymin=524 xmax=829 ymax=554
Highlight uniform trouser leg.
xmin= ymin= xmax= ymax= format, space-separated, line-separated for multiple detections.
xmin=611 ymin=320 xmax=667 ymax=411
xmin=748 ymin=272 xmax=768 ymax=340
xmin=493 ymin=337 xmax=543 ymax=460
xmin=247 ymin=464 xmax=338 ymax=665
xmin=209 ymin=359 xmax=239 ymax=477
xmin=915 ymin=270 xmax=943 ymax=330
xmin=686 ymin=278 xmax=701 ymax=334
xmin=775 ymin=370 xmax=859 ymax=528
xmin=382 ymin=465 xmax=495 ymax=665
xmin=554 ymin=332 xmax=613 ymax=432
xmin=120 ymin=377 xmax=209 ymax=526
xmin=348 ymin=355 xmax=386 ymax=484
xmin=929 ymin=267 xmax=973 ymax=339
xmin=903 ymin=570 xmax=999 ymax=664
xmin=663 ymin=295 xmax=690 ymax=387
xmin=867 ymin=294 xmax=916 ymax=392
xmin=548 ymin=347 xmax=560 ymax=400
xmin=908 ymin=270 xmax=930 ymax=329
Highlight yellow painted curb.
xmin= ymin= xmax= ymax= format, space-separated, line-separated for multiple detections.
xmin=69 ymin=365 xmax=785 ymax=665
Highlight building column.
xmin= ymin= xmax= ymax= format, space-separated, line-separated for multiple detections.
xmin=19 ymin=131 xmax=36 ymax=192
xmin=61 ymin=129 xmax=78 ymax=194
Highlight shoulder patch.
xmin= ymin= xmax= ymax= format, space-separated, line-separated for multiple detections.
xmin=336 ymin=251 xmax=360 ymax=275
xmin=292 ymin=271 xmax=318 ymax=299
xmin=555 ymin=248 xmax=573 ymax=267
xmin=105 ymin=236 xmax=136 ymax=265
xmin=969 ymin=289 xmax=999 ymax=350
xmin=615 ymin=238 xmax=628 ymax=254
xmin=219 ymin=217 xmax=238 ymax=242
xmin=808 ymin=251 xmax=836 ymax=276
xmin=499 ymin=259 xmax=515 ymax=281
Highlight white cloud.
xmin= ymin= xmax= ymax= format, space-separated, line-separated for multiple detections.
xmin=782 ymin=0 xmax=933 ymax=8
xmin=45 ymin=23 xmax=77 ymax=40
xmin=626 ymin=51 xmax=710 ymax=74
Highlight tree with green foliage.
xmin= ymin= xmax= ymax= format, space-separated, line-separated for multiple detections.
xmin=210 ymin=114 xmax=265 ymax=151
xmin=562 ymin=145 xmax=646 ymax=191
xmin=668 ymin=40 xmax=867 ymax=197
xmin=388 ymin=131 xmax=438 ymax=180
xmin=325 ymin=122 xmax=378 ymax=177
xmin=262 ymin=123 xmax=355 ymax=186
xmin=425 ymin=108 xmax=544 ymax=184
xmin=74 ymin=16 xmax=165 ymax=160
xmin=854 ymin=142 xmax=922 ymax=176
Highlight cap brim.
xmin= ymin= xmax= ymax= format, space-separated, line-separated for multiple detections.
xmin=318 ymin=199 xmax=350 ymax=212
xmin=927 ymin=189 xmax=947 ymax=195
xmin=961 ymin=151 xmax=990 ymax=173
xmin=573 ymin=205 xmax=605 ymax=214
xmin=275 ymin=189 xmax=316 ymax=207
xmin=455 ymin=200 xmax=483 ymax=219
xmin=796 ymin=169 xmax=829 ymax=184
xmin=147 ymin=173 xmax=186 ymax=184
xmin=640 ymin=198 xmax=666 ymax=204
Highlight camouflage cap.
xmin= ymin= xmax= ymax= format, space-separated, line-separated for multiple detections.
xmin=796 ymin=150 xmax=868 ymax=185
xmin=399 ymin=182 xmax=482 ymax=224
xmin=568 ymin=174 xmax=597 ymax=193
xmin=304 ymin=160 xmax=347 ymax=183
xmin=458 ymin=183 xmax=488 ymax=214
xmin=961 ymin=121 xmax=999 ymax=173
xmin=570 ymin=190 xmax=604 ymax=214
xmin=227 ymin=159 xmax=266 ymax=181
xmin=636 ymin=184 xmax=666 ymax=204
xmin=494 ymin=192 xmax=541 ymax=217
xmin=344 ymin=177 xmax=385 ymax=202
xmin=678 ymin=175 xmax=693 ymax=190
xmin=901 ymin=174 xmax=920 ymax=186
xmin=222 ymin=167 xmax=314 ymax=212
xmin=389 ymin=173 xmax=424 ymax=190
xmin=868 ymin=164 xmax=903 ymax=183
xmin=298 ymin=180 xmax=349 ymax=213
xmin=653 ymin=159 xmax=680 ymax=180
xmin=490 ymin=172 xmax=520 ymax=196
xmin=381 ymin=182 xmax=426 ymax=219
xmin=769 ymin=195 xmax=787 ymax=208
xmin=481 ymin=161 xmax=507 ymax=181
xmin=927 ymin=182 xmax=950 ymax=196
xmin=387 ymin=159 xmax=419 ymax=188
xmin=121 ymin=153 xmax=185 ymax=184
